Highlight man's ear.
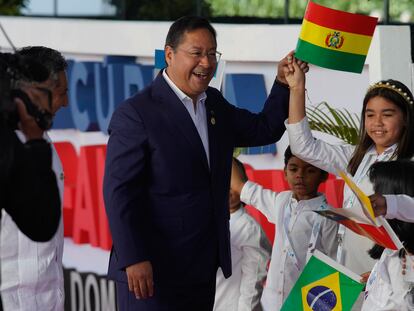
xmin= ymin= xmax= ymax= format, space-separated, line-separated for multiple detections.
xmin=165 ymin=45 xmax=174 ymax=67
xmin=283 ymin=167 xmax=288 ymax=180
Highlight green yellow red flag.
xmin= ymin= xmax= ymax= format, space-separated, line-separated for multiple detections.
xmin=281 ymin=250 xmax=364 ymax=311
xmin=295 ymin=1 xmax=378 ymax=73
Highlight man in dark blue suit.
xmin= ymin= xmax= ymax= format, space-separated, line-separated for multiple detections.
xmin=104 ymin=16 xmax=308 ymax=310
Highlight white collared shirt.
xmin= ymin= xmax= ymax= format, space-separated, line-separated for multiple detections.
xmin=286 ymin=117 xmax=401 ymax=274
xmin=240 ymin=181 xmax=338 ymax=311
xmin=362 ymin=249 xmax=413 ymax=311
xmin=162 ymin=70 xmax=210 ymax=165
xmin=1 ymin=132 xmax=64 ymax=311
xmin=214 ymin=207 xmax=271 ymax=311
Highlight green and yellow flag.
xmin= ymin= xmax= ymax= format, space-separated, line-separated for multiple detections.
xmin=295 ymin=1 xmax=378 ymax=73
xmin=281 ymin=250 xmax=364 ymax=311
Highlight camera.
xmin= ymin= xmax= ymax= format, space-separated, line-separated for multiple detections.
xmin=0 ymin=52 xmax=54 ymax=130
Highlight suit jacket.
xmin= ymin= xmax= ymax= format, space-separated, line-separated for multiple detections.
xmin=103 ymin=73 xmax=289 ymax=285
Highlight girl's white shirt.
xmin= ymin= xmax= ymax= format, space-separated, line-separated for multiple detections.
xmin=362 ymin=249 xmax=413 ymax=311
xmin=240 ymin=181 xmax=338 ymax=311
xmin=285 ymin=117 xmax=401 ymax=274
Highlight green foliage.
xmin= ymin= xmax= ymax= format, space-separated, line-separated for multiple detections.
xmin=206 ymin=0 xmax=413 ymax=22
xmin=0 ymin=0 xmax=27 ymax=15
xmin=306 ymin=102 xmax=360 ymax=145
xmin=109 ymin=0 xmax=211 ymax=20
xmin=233 ymin=147 xmax=246 ymax=157
xmin=208 ymin=0 xmax=285 ymax=17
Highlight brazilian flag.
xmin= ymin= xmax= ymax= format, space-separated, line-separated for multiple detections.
xmin=281 ymin=250 xmax=364 ymax=311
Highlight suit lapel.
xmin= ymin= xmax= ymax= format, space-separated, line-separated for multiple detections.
xmin=205 ymin=97 xmax=219 ymax=177
xmin=152 ymin=74 xmax=209 ymax=171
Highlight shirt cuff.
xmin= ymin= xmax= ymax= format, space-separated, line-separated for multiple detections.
xmin=284 ymin=116 xmax=308 ymax=132
xmin=285 ymin=116 xmax=314 ymax=146
xmin=240 ymin=181 xmax=257 ymax=205
xmin=384 ymin=195 xmax=397 ymax=219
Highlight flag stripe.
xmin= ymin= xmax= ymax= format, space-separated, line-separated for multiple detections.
xmin=300 ymin=19 xmax=373 ymax=56
xmin=295 ymin=39 xmax=366 ymax=73
xmin=305 ymin=1 xmax=377 ymax=36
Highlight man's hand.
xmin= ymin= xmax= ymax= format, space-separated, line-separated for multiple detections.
xmin=15 ymin=98 xmax=44 ymax=140
xmin=283 ymin=56 xmax=305 ymax=91
xmin=369 ymin=193 xmax=387 ymax=217
xmin=126 ymin=261 xmax=154 ymax=299
xmin=277 ymin=50 xmax=309 ymax=85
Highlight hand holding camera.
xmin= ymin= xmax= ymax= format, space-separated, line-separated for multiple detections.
xmin=1 ymin=52 xmax=53 ymax=136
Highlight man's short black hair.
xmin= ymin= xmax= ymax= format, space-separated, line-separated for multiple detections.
xmin=165 ymin=16 xmax=217 ymax=49
xmin=233 ymin=157 xmax=248 ymax=183
xmin=17 ymin=46 xmax=67 ymax=80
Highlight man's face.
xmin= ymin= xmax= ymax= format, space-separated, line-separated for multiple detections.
xmin=49 ymin=71 xmax=69 ymax=115
xmin=165 ymin=28 xmax=218 ymax=102
xmin=37 ymin=70 xmax=68 ymax=116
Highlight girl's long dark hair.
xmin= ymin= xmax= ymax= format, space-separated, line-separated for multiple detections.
xmin=348 ymin=79 xmax=414 ymax=176
xmin=368 ymin=160 xmax=414 ymax=259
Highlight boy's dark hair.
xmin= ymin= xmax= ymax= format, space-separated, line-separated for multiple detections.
xmin=284 ymin=146 xmax=294 ymax=166
xmin=17 ymin=46 xmax=67 ymax=81
xmin=368 ymin=160 xmax=414 ymax=259
xmin=233 ymin=158 xmax=248 ymax=183
xmin=284 ymin=146 xmax=328 ymax=179
xmin=165 ymin=16 xmax=217 ymax=49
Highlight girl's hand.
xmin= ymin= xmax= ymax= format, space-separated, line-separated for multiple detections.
xmin=360 ymin=271 xmax=371 ymax=283
xmin=283 ymin=56 xmax=306 ymax=91
xmin=277 ymin=51 xmax=309 ymax=85
xmin=369 ymin=193 xmax=387 ymax=217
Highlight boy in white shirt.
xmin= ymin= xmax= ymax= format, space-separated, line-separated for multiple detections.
xmin=214 ymin=158 xmax=271 ymax=311
xmin=231 ymin=147 xmax=339 ymax=311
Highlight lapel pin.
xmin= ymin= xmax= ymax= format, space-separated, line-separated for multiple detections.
xmin=210 ymin=110 xmax=215 ymax=125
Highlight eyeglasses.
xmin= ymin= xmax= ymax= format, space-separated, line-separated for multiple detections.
xmin=177 ymin=48 xmax=222 ymax=63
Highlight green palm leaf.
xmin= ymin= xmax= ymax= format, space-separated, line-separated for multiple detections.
xmin=306 ymin=102 xmax=360 ymax=145
xmin=233 ymin=147 xmax=247 ymax=157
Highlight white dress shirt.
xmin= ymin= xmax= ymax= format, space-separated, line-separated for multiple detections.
xmin=384 ymin=194 xmax=414 ymax=222
xmin=214 ymin=207 xmax=271 ymax=311
xmin=362 ymin=249 xmax=413 ymax=311
xmin=162 ymin=69 xmax=210 ymax=165
xmin=286 ymin=117 xmax=400 ymax=275
xmin=240 ymin=181 xmax=338 ymax=311
xmin=1 ymin=133 xmax=64 ymax=311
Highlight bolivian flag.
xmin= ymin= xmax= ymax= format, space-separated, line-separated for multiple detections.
xmin=281 ymin=250 xmax=364 ymax=311
xmin=296 ymin=1 xmax=378 ymax=73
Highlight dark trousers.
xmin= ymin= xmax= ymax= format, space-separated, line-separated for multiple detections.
xmin=116 ymin=279 xmax=216 ymax=311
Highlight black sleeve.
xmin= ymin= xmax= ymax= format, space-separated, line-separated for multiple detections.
xmin=4 ymin=132 xmax=61 ymax=242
